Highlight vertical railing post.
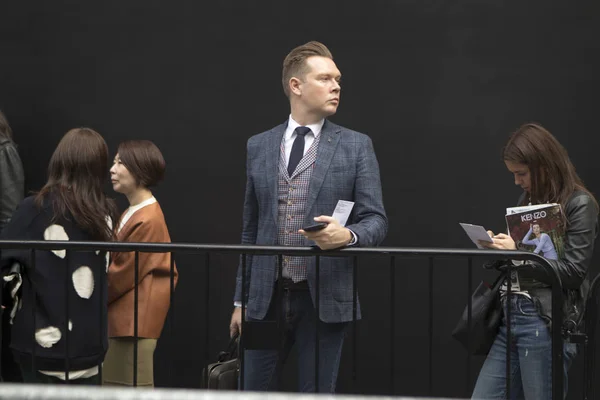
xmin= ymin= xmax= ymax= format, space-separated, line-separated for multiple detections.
xmin=239 ymin=253 xmax=246 ymax=391
xmin=203 ymin=252 xmax=209 ymax=389
xmin=428 ymin=257 xmax=434 ymax=396
xmin=133 ymin=251 xmax=139 ymax=387
xmin=169 ymin=252 xmax=176 ymax=387
xmin=585 ymin=295 xmax=597 ymax=400
xmin=0 ymin=253 xmax=3 ymax=381
xmin=352 ymin=255 xmax=358 ymax=392
xmin=276 ymin=254 xmax=283 ymax=390
xmin=550 ymin=264 xmax=564 ymax=400
xmin=389 ymin=256 xmax=396 ymax=395
xmin=64 ymin=250 xmax=70 ymax=382
xmin=505 ymin=266 xmax=512 ymax=400
xmin=465 ymin=257 xmax=472 ymax=396
xmin=30 ymin=249 xmax=37 ymax=375
xmin=584 ymin=283 xmax=598 ymax=400
xmin=99 ymin=248 xmax=105 ymax=383
xmin=0 ymin=281 xmax=2 ymax=381
xmin=315 ymin=254 xmax=320 ymax=393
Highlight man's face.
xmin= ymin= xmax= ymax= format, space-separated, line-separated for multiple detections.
xmin=294 ymin=56 xmax=341 ymax=118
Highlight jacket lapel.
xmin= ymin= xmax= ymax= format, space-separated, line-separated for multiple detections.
xmin=305 ymin=120 xmax=341 ymax=217
xmin=265 ymin=122 xmax=286 ymax=223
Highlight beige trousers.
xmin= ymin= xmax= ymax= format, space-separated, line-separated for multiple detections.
xmin=102 ymin=337 xmax=157 ymax=387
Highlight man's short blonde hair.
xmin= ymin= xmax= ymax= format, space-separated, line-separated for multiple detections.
xmin=282 ymin=41 xmax=333 ymax=98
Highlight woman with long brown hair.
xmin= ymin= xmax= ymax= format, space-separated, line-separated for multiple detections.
xmin=0 ymin=128 xmax=118 ymax=384
xmin=473 ymin=123 xmax=598 ymax=399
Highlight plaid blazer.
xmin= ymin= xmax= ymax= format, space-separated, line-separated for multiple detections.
xmin=234 ymin=120 xmax=387 ymax=323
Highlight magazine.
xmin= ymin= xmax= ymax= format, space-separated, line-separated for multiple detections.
xmin=505 ymin=203 xmax=564 ymax=260
xmin=460 ymin=203 xmax=564 ymax=292
xmin=460 ymin=203 xmax=564 ymax=259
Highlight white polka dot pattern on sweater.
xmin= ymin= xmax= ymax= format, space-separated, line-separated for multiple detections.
xmin=72 ymin=266 xmax=94 ymax=299
xmin=35 ymin=326 xmax=61 ymax=348
xmin=43 ymin=224 xmax=68 ymax=259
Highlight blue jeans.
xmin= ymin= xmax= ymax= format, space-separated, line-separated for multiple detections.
xmin=241 ymin=287 xmax=348 ymax=392
xmin=472 ymin=295 xmax=577 ymax=400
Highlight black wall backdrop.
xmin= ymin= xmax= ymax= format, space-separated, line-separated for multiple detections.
xmin=1 ymin=1 xmax=599 ymax=398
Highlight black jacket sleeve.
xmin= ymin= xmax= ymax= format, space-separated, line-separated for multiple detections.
xmin=0 ymin=140 xmax=25 ymax=232
xmin=0 ymin=197 xmax=35 ymax=271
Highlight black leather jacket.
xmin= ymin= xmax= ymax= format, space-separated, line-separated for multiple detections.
xmin=494 ymin=191 xmax=598 ymax=332
xmin=0 ymin=138 xmax=24 ymax=232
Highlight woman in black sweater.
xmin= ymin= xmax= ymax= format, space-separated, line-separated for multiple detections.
xmin=0 ymin=127 xmax=118 ymax=384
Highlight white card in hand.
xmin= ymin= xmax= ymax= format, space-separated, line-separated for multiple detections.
xmin=332 ymin=200 xmax=355 ymax=227
xmin=459 ymin=223 xmax=493 ymax=249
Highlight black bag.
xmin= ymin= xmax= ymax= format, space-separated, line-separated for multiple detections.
xmin=202 ymin=335 xmax=239 ymax=390
xmin=452 ymin=272 xmax=506 ymax=355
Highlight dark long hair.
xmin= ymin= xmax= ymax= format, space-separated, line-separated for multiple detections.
xmin=503 ymin=123 xmax=598 ymax=212
xmin=0 ymin=110 xmax=13 ymax=141
xmin=35 ymin=128 xmax=118 ymax=241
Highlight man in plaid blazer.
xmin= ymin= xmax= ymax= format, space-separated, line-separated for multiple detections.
xmin=230 ymin=41 xmax=387 ymax=393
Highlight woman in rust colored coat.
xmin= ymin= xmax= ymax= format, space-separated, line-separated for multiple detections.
xmin=103 ymin=140 xmax=178 ymax=387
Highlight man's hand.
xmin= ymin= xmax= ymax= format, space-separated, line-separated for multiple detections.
xmin=299 ymin=216 xmax=352 ymax=250
xmin=479 ymin=233 xmax=517 ymax=250
xmin=229 ymin=307 xmax=242 ymax=338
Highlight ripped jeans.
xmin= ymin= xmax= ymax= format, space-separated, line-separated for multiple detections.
xmin=472 ymin=295 xmax=577 ymax=400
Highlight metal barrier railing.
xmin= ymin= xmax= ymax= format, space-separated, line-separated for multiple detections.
xmin=582 ymin=273 xmax=600 ymax=400
xmin=0 ymin=240 xmax=564 ymax=398
xmin=0 ymin=383 xmax=464 ymax=400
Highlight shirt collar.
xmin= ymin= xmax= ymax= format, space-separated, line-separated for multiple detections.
xmin=286 ymin=115 xmax=325 ymax=139
xmin=129 ymin=196 xmax=157 ymax=213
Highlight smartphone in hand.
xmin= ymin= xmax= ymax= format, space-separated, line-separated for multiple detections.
xmin=302 ymin=222 xmax=327 ymax=232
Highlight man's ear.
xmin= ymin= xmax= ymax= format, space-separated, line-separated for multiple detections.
xmin=289 ymin=77 xmax=302 ymax=96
